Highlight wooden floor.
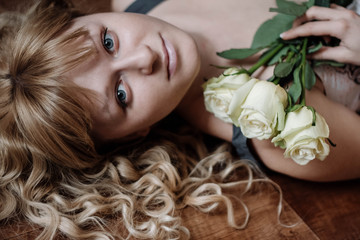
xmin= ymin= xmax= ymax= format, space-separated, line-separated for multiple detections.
xmin=269 ymin=173 xmax=360 ymax=240
xmin=1 ymin=171 xmax=359 ymax=240
xmin=1 ymin=1 xmax=360 ymax=239
xmin=185 ymin=171 xmax=360 ymax=240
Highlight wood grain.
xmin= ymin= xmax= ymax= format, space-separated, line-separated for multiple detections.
xmin=270 ymin=173 xmax=360 ymax=240
xmin=2 ymin=173 xmax=359 ymax=240
xmin=182 ymin=187 xmax=319 ymax=240
xmin=0 ymin=1 xmax=359 ymax=239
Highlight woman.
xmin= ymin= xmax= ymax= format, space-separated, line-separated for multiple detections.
xmin=0 ymin=0 xmax=359 ymax=239
xmin=0 ymin=1 xmax=269 ymax=239
xmin=109 ymin=0 xmax=360 ymax=181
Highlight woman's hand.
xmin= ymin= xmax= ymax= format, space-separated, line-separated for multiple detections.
xmin=280 ymin=4 xmax=360 ymax=66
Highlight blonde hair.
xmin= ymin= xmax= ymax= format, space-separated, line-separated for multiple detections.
xmin=0 ymin=1 xmax=277 ymax=239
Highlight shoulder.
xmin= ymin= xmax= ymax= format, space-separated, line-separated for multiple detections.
xmin=111 ymin=0 xmax=134 ymax=12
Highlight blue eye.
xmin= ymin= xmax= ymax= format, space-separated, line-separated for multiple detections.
xmin=117 ymin=81 xmax=127 ymax=108
xmin=103 ymin=28 xmax=115 ymax=53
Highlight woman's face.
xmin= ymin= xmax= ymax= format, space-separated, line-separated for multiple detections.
xmin=67 ymin=13 xmax=200 ymax=142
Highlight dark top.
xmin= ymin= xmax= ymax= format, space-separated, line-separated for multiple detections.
xmin=232 ymin=125 xmax=263 ymax=168
xmin=124 ymin=0 xmax=166 ymax=14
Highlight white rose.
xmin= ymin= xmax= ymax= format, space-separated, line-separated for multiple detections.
xmin=229 ymin=80 xmax=288 ymax=140
xmin=203 ymin=68 xmax=251 ymax=123
xmin=272 ymin=106 xmax=330 ymax=165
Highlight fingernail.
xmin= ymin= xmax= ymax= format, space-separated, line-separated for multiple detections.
xmin=280 ymin=33 xmax=285 ymax=38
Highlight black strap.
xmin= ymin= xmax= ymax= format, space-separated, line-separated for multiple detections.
xmin=232 ymin=125 xmax=255 ymax=161
xmin=232 ymin=125 xmax=267 ymax=172
xmin=124 ymin=0 xmax=165 ymax=14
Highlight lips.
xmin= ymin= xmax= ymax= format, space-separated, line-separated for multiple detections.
xmin=161 ymin=35 xmax=177 ymax=79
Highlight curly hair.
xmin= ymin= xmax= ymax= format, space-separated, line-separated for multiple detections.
xmin=0 ymin=1 xmax=275 ymax=239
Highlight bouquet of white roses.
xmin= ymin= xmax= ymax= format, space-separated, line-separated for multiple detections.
xmin=203 ymin=0 xmax=346 ymax=165
xmin=203 ymin=69 xmax=330 ymax=165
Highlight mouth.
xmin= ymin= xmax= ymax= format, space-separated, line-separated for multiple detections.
xmin=161 ymin=35 xmax=177 ymax=79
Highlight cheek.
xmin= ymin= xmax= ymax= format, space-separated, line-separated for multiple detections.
xmin=141 ymin=92 xmax=177 ymax=118
xmin=133 ymin=86 xmax=180 ymax=123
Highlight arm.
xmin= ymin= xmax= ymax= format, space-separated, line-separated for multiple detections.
xmin=280 ymin=4 xmax=360 ymax=66
xmin=176 ymin=94 xmax=233 ymax=142
xmin=252 ymin=82 xmax=360 ymax=182
xmin=183 ymin=79 xmax=360 ymax=181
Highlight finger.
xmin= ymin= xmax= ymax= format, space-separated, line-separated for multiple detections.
xmin=329 ymin=3 xmax=346 ymax=10
xmin=309 ymin=47 xmax=339 ymax=61
xmin=281 ymin=20 xmax=343 ymax=40
xmin=290 ymin=7 xmax=329 ymax=28
xmin=292 ymin=5 xmax=353 ymax=28
xmin=292 ymin=14 xmax=310 ymax=28
xmin=305 ymin=5 xmax=352 ymax=21
xmin=310 ymin=46 xmax=359 ymax=65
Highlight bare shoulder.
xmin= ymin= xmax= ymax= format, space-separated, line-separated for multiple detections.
xmin=111 ymin=0 xmax=134 ymax=12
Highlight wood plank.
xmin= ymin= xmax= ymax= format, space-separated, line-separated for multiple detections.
xmin=182 ymin=186 xmax=319 ymax=239
xmin=270 ymin=173 xmax=360 ymax=240
xmin=1 ymin=184 xmax=318 ymax=240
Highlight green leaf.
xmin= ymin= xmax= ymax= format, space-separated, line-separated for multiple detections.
xmin=268 ymin=45 xmax=290 ymax=65
xmin=248 ymin=43 xmax=285 ymax=75
xmin=258 ymin=42 xmax=279 ymax=57
xmin=269 ymin=7 xmax=307 ymax=16
xmin=273 ymin=139 xmax=286 ymax=149
xmin=274 ymin=62 xmax=294 ymax=78
xmin=287 ymin=104 xmax=303 ymax=113
xmin=313 ymin=60 xmax=345 ymax=67
xmin=306 ymin=106 xmax=317 ymax=126
xmin=295 ymin=52 xmax=303 ymax=65
xmin=315 ymin=0 xmax=330 ymax=7
xmin=287 ymin=66 xmax=302 ymax=103
xmin=304 ymin=61 xmax=316 ymax=90
xmin=287 ymin=93 xmax=293 ymax=107
xmin=305 ymin=0 xmax=316 ymax=8
xmin=270 ymin=0 xmax=308 ymax=16
xmin=287 ymin=44 xmax=301 ymax=54
xmin=267 ymin=75 xmax=277 ymax=82
xmin=217 ymin=47 xmax=263 ymax=60
xmin=251 ymin=14 xmax=295 ymax=49
xmin=308 ymin=41 xmax=323 ymax=53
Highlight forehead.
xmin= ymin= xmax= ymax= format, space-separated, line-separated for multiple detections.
xmin=72 ymin=12 xmax=129 ymax=27
xmin=63 ymin=25 xmax=109 ymax=125
xmin=71 ymin=12 xmax=162 ymax=31
xmin=69 ymin=16 xmax=102 ymax=37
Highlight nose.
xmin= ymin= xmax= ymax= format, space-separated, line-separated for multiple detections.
xmin=115 ymin=45 xmax=157 ymax=75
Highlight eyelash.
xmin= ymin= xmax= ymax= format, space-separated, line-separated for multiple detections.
xmin=101 ymin=28 xmax=125 ymax=108
xmin=116 ymin=80 xmax=127 ymax=108
xmin=102 ymin=27 xmax=116 ymax=54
